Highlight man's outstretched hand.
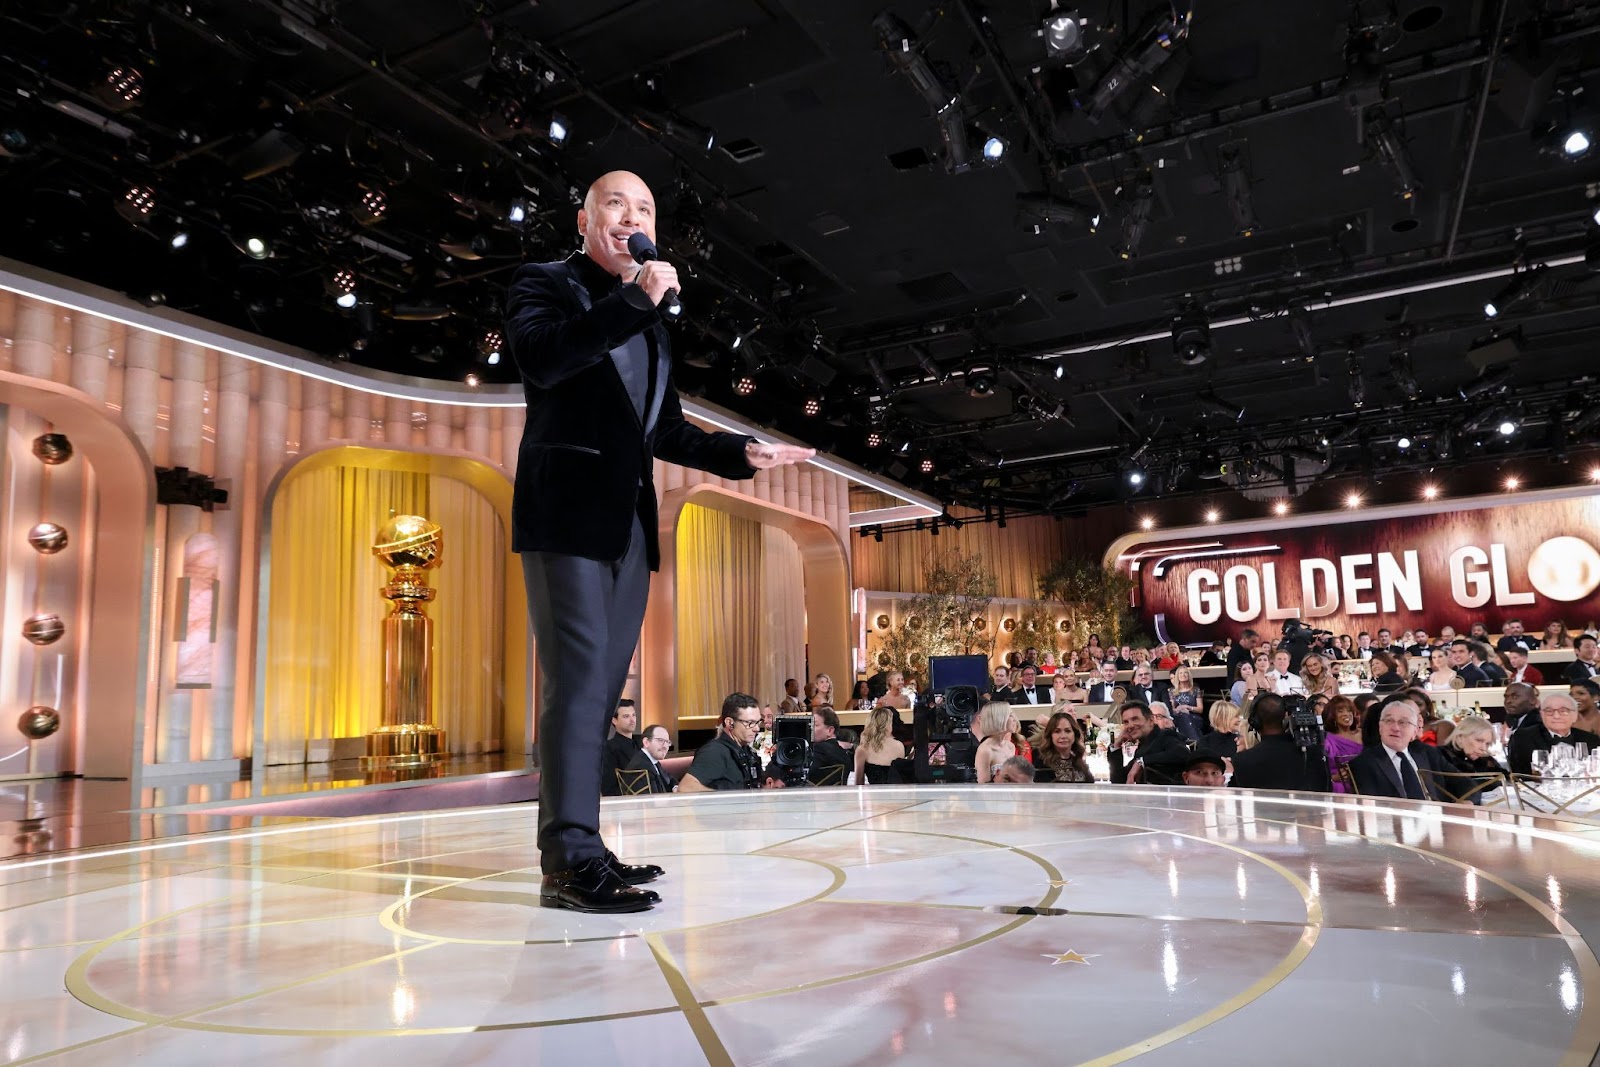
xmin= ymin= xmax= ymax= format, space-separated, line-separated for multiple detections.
xmin=745 ymin=441 xmax=816 ymax=470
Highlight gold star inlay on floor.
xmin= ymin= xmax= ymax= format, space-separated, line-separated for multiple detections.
xmin=1042 ymin=949 xmax=1100 ymax=966
xmin=1046 ymin=879 xmax=1074 ymax=888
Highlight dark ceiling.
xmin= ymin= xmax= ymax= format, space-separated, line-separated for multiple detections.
xmin=5 ymin=0 xmax=1600 ymax=518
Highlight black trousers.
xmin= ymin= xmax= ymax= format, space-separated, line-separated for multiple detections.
xmin=521 ymin=513 xmax=650 ymax=873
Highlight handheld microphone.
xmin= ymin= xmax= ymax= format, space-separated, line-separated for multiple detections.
xmin=625 ymin=232 xmax=681 ymax=315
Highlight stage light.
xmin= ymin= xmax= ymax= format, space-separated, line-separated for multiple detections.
xmin=478 ymin=328 xmax=504 ymax=362
xmin=865 ymin=354 xmax=895 ymax=397
xmin=1196 ymin=390 xmax=1243 ymax=421
xmin=335 ymin=292 xmax=357 ymax=309
xmin=168 ymin=230 xmax=190 ymax=250
xmin=548 ymin=115 xmax=570 ymax=145
xmin=1015 ymin=193 xmax=1098 ymax=233
xmin=1171 ymin=302 xmax=1211 ymax=366
xmin=1566 ymin=130 xmax=1592 ymax=158
xmin=352 ymin=185 xmax=389 ymax=226
xmin=1347 ymin=352 xmax=1366 ymax=409
xmin=465 ymin=373 xmax=481 ymax=387
xmin=1459 ymin=363 xmax=1513 ymax=400
xmin=1052 ymin=359 xmax=1067 ymax=380
xmin=1128 ymin=469 xmax=1146 ymax=487
xmin=1219 ymin=143 xmax=1256 ymax=237
xmin=1504 ymin=475 xmax=1521 ymax=490
xmin=1397 ymin=436 xmax=1411 ymax=450
xmin=244 ymin=236 xmax=268 ymax=259
xmin=911 ymin=346 xmax=945 ymax=383
xmin=982 ymin=135 xmax=1006 ymax=162
xmin=920 ymin=457 xmax=936 ymax=474
xmin=1345 ymin=492 xmax=1363 ymax=508
xmin=1498 ymin=417 xmax=1517 ymax=436
xmin=1139 ymin=516 xmax=1155 ymax=530
xmin=730 ymin=333 xmax=743 ymax=351
xmin=1084 ymin=9 xmax=1188 ymax=123
xmin=330 ymin=267 xmax=358 ymax=295
xmin=1114 ymin=171 xmax=1155 ymax=259
xmin=865 ymin=430 xmax=885 ymax=448
xmin=1589 ymin=466 xmax=1600 ymax=483
xmin=1422 ymin=484 xmax=1440 ymax=500
xmin=1592 ymin=206 xmax=1600 ymax=227
xmin=733 ymin=373 xmax=757 ymax=397
xmin=1272 ymin=500 xmax=1289 ymax=517
xmin=1043 ymin=9 xmax=1086 ymax=59
xmin=1390 ymin=348 xmax=1419 ymax=399
xmin=1484 ymin=269 xmax=1540 ymax=319
xmin=95 ymin=66 xmax=144 ymax=111
xmin=507 ymin=198 xmax=530 ymax=225
xmin=965 ymin=364 xmax=997 ymax=398
xmin=802 ymin=395 xmax=823 ymax=418
xmin=1364 ymin=107 xmax=1420 ymax=200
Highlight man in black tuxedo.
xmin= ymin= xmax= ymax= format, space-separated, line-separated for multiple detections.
xmin=1507 ymin=693 xmax=1600 ymax=775
xmin=1228 ymin=694 xmax=1320 ymax=791
xmin=1225 ymin=629 xmax=1259 ymax=683
xmin=1566 ymin=634 xmax=1600 ymax=684
xmin=625 ymin=724 xmax=676 ymax=793
xmin=599 ymin=701 xmax=642 ymax=797
xmin=1007 ymin=665 xmax=1051 ymax=709
xmin=1087 ymin=661 xmax=1120 ymax=704
xmin=1125 ymin=664 xmax=1168 ymax=707
xmin=1107 ymin=701 xmax=1191 ymax=785
xmin=1349 ymin=696 xmax=1454 ymax=800
xmin=507 ymin=170 xmax=813 ymax=913
xmin=1450 ymin=639 xmax=1490 ymax=687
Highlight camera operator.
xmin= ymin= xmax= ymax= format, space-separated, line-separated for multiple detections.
xmin=1228 ymin=693 xmax=1324 ymax=791
xmin=1279 ymin=619 xmax=1326 ymax=673
xmin=679 ymin=694 xmax=785 ymax=792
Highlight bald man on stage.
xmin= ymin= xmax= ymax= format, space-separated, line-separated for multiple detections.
xmin=504 ymin=170 xmax=813 ymax=913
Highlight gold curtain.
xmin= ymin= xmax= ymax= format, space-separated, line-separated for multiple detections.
xmin=675 ymin=502 xmax=763 ymax=716
xmin=263 ymin=465 xmax=504 ymax=760
xmin=851 ymin=511 xmax=1126 ymax=599
xmin=758 ymin=526 xmax=806 ymax=706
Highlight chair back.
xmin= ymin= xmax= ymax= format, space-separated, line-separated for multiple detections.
xmin=1417 ymin=767 xmax=1510 ymax=806
xmin=809 ymin=763 xmax=847 ymax=787
xmin=1336 ymin=762 xmax=1359 ymax=794
xmin=615 ymin=768 xmax=651 ymax=796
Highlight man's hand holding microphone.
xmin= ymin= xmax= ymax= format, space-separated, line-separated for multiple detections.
xmin=626 ymin=232 xmax=680 ymax=315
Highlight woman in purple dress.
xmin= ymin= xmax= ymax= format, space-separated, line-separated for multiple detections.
xmin=1322 ymin=695 xmax=1364 ymax=793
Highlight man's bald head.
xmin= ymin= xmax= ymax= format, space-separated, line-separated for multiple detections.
xmin=578 ymin=171 xmax=657 ymax=276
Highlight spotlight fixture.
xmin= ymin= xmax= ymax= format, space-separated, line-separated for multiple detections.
xmin=478 ymin=328 xmax=504 ymax=362
xmin=114 ymin=184 xmax=156 ymax=225
xmin=1589 ymin=466 xmax=1600 ymax=483
xmin=1289 ymin=307 xmax=1317 ymax=357
xmin=1535 ymin=81 xmax=1592 ymax=160
xmin=1345 ymin=492 xmax=1363 ymax=508
xmin=1196 ymin=390 xmax=1244 ymax=421
xmin=1114 ymin=170 xmax=1155 ymax=259
xmin=919 ymin=457 xmax=936 ymax=474
xmin=351 ymin=185 xmax=389 ymax=226
xmin=1498 ymin=416 xmax=1517 ymax=436
xmin=334 ymin=291 xmax=358 ymax=309
xmin=1422 ymin=483 xmax=1440 ymax=500
xmin=865 ymin=430 xmax=885 ymax=449
xmin=1127 ymin=469 xmax=1146 ymax=487
xmin=547 ymin=114 xmax=570 ymax=145
xmin=1484 ymin=267 xmax=1542 ymax=319
xmin=964 ymin=363 xmax=998 ymax=398
xmin=94 ymin=65 xmax=144 ymax=111
xmin=1171 ymin=301 xmax=1210 ymax=366
xmin=1042 ymin=6 xmax=1088 ymax=61
xmin=1272 ymin=500 xmax=1289 ymax=517
xmin=1459 ymin=362 xmax=1513 ymax=400
xmin=506 ymin=198 xmax=532 ymax=226
xmin=912 ymin=346 xmax=946 ymax=383
xmin=242 ymin=236 xmax=269 ymax=260
xmin=733 ymin=372 xmax=757 ymax=397
xmin=1015 ymin=193 xmax=1099 ymax=233
xmin=1219 ymin=143 xmax=1256 ymax=237
xmin=329 ymin=267 xmax=358 ymax=297
xmin=1084 ymin=8 xmax=1189 ymax=124
xmin=981 ymin=134 xmax=1007 ymax=162
xmin=1363 ymin=107 xmax=1420 ymax=200
xmin=1396 ymin=436 xmax=1412 ymax=450
xmin=1139 ymin=516 xmax=1155 ymax=530
xmin=1204 ymin=508 xmax=1220 ymax=524
xmin=1389 ymin=348 xmax=1419 ymax=400
xmin=802 ymin=395 xmax=823 ymax=418
xmin=1051 ymin=359 xmax=1067 ymax=381
xmin=168 ymin=229 xmax=190 ymax=250
xmin=465 ymin=372 xmax=481 ymax=387
xmin=1504 ymin=475 xmax=1521 ymax=490
xmin=634 ymin=104 xmax=716 ymax=153
xmin=1347 ymin=351 xmax=1366 ymax=409
xmin=865 ymin=354 xmax=895 ymax=397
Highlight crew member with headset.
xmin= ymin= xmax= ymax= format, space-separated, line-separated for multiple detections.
xmin=1229 ymin=692 xmax=1324 ymax=791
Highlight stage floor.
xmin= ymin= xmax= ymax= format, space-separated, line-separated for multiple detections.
xmin=4 ymin=785 xmax=1600 ymax=1065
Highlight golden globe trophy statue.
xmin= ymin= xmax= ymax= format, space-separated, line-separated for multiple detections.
xmin=365 ymin=514 xmax=447 ymax=766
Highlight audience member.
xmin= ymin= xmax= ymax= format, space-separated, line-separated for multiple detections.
xmin=600 ymin=702 xmax=643 ymax=797
xmin=1229 ymin=693 xmax=1319 ymax=791
xmin=1156 ymin=641 xmax=1183 ymax=671
xmin=1469 ymin=641 xmax=1507 ymax=687
xmin=1572 ymin=679 xmax=1600 ymax=735
xmin=986 ymin=665 xmax=1013 ymax=703
xmin=680 ymin=695 xmax=781 ymax=791
xmin=1425 ymin=647 xmax=1457 ymax=691
xmin=778 ymin=678 xmax=803 ymax=716
xmin=1108 ymin=701 xmax=1190 ymax=786
xmin=994 ymin=756 xmax=1036 ymax=784
xmin=1199 ymin=639 xmax=1228 ymax=667
xmin=625 ymin=724 xmax=676 ymax=793
xmin=1126 ymin=663 xmax=1166 ymax=706
xmin=975 ymin=702 xmax=1023 ymax=784
xmin=813 ymin=673 xmax=835 ymax=706
xmin=1052 ymin=670 xmax=1089 ymax=705
xmin=1195 ymin=701 xmax=1242 ymax=760
xmin=1230 ymin=660 xmax=1263 ymax=705
xmin=1008 ymin=664 xmax=1051 ymax=708
xmin=1505 ymin=646 xmax=1544 ymax=686
xmin=847 ymin=679 xmax=873 ymax=710
xmin=854 ymin=707 xmax=908 ymax=785
xmin=1226 ymin=628 xmax=1260 ymax=682
xmin=1088 ymin=661 xmax=1120 ymax=704
xmin=1507 ymin=693 xmax=1600 ymax=776
xmin=1322 ymin=695 xmax=1364 ymax=793
xmin=1150 ymin=702 xmax=1175 ymax=732
xmin=1348 ymin=696 xmax=1452 ymax=800
xmin=1566 ymin=634 xmax=1600 ymax=683
xmin=1299 ymin=652 xmax=1337 ymax=700
xmin=1501 ymin=682 xmax=1541 ymax=730
xmin=1369 ymin=651 xmax=1406 ymax=693
xmin=1030 ymin=711 xmax=1095 ymax=783
xmin=806 ymin=707 xmax=853 ymax=783
xmin=1434 ymin=715 xmax=1503 ymax=804
xmin=1182 ymin=751 xmax=1227 ymax=787
xmin=1539 ymin=621 xmax=1572 ymax=650
xmin=1496 ymin=618 xmax=1531 ymax=654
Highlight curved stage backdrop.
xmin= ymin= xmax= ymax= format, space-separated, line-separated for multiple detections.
xmin=1104 ymin=488 xmax=1600 ymax=644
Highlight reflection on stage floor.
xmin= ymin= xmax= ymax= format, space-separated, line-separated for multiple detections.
xmin=4 ymin=785 xmax=1600 ymax=1065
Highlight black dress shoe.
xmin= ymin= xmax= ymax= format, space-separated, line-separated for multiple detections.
xmin=606 ymin=851 xmax=665 ymax=885
xmin=540 ymin=858 xmax=657 ymax=913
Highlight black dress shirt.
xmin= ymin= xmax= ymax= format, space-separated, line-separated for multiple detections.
xmin=685 ymin=734 xmax=762 ymax=790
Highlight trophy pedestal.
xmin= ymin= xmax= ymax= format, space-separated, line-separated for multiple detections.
xmin=363 ymin=723 xmax=447 ymax=766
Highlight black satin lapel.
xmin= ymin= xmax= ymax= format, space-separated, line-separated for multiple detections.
xmin=609 ymin=345 xmax=644 ymax=427
xmin=643 ymin=322 xmax=669 ymax=433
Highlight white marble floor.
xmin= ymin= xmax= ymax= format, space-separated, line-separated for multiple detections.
xmin=4 ymin=785 xmax=1600 ymax=1065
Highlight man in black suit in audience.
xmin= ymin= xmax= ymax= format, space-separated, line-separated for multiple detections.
xmin=600 ymin=701 xmax=642 ymax=797
xmin=1007 ymin=664 xmax=1051 ymax=709
xmin=1450 ymin=639 xmax=1489 ymax=687
xmin=1088 ymin=661 xmax=1120 ymax=704
xmin=1349 ymin=696 xmax=1453 ymax=800
xmin=1226 ymin=629 xmax=1259 ymax=683
xmin=1507 ymin=693 xmax=1600 ymax=775
xmin=507 ymin=170 xmax=813 ymax=913
xmin=1228 ymin=693 xmax=1321 ymax=791
xmin=1108 ymin=701 xmax=1190 ymax=786
xmin=1567 ymin=634 xmax=1600 ymax=684
xmin=805 ymin=707 xmax=854 ymax=784
xmin=1126 ymin=663 xmax=1167 ymax=707
xmin=625 ymin=724 xmax=676 ymax=793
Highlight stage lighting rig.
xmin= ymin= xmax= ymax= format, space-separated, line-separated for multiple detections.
xmin=1171 ymin=301 xmax=1210 ymax=366
xmin=1219 ymin=143 xmax=1256 ymax=237
xmin=1083 ymin=6 xmax=1191 ymax=124
xmin=1484 ymin=266 xmax=1543 ymax=319
xmin=1535 ymin=79 xmax=1592 ymax=161
xmin=114 ymin=184 xmax=156 ymax=226
xmin=1016 ymin=193 xmax=1098 ymax=233
xmin=1347 ymin=350 xmax=1367 ymax=409
xmin=1389 ymin=347 xmax=1420 ymax=400
xmin=964 ymin=363 xmax=998 ymax=398
xmin=1042 ymin=5 xmax=1088 ymax=62
xmin=865 ymin=354 xmax=896 ymax=398
xmin=92 ymin=65 xmax=144 ymax=112
xmin=1363 ymin=107 xmax=1419 ymax=201
xmin=1113 ymin=169 xmax=1155 ymax=260
xmin=1196 ymin=390 xmax=1243 ymax=421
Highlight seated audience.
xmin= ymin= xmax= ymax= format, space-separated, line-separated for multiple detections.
xmin=1507 ymin=693 xmax=1600 ymax=776
xmin=994 ymin=756 xmax=1036 ymax=784
xmin=1126 ymin=663 xmax=1167 ymax=706
xmin=1229 ymin=693 xmax=1320 ymax=791
xmin=1322 ymin=695 xmax=1364 ymax=793
xmin=1425 ymin=647 xmax=1458 ymax=691
xmin=854 ymin=707 xmax=908 ymax=785
xmin=1567 ymin=634 xmax=1600 ymax=683
xmin=1199 ymin=639 xmax=1227 ymax=667
xmin=975 ymin=702 xmax=1024 ymax=783
xmin=1030 ymin=710 xmax=1095 ymax=783
xmin=1501 ymin=682 xmax=1541 ymax=730
xmin=1052 ymin=670 xmax=1089 ymax=705
xmin=680 ymin=694 xmax=782 ymax=791
xmin=1572 ymin=678 xmax=1600 ymax=735
xmin=1182 ymin=751 xmax=1227 ymax=787
xmin=813 ymin=673 xmax=835 ymax=707
xmin=806 ymin=707 xmax=853 ymax=784
xmin=600 ymin=702 xmax=643 ymax=797
xmin=1088 ymin=661 xmax=1120 ymax=704
xmin=1433 ymin=715 xmax=1504 ymax=803
xmin=1115 ymin=644 xmax=1135 ymax=670
xmin=1505 ymin=646 xmax=1543 ymax=686
xmin=1150 ymin=702 xmax=1176 ymax=733
xmin=1540 ymin=621 xmax=1573 ymax=650
xmin=1470 ymin=641 xmax=1508 ymax=687
xmin=1299 ymin=652 xmax=1337 ymax=700
xmin=1195 ymin=701 xmax=1242 ymax=759
xmin=1348 ymin=696 xmax=1453 ymax=800
xmin=625 ymin=724 xmax=677 ymax=793
xmin=1496 ymin=618 xmax=1531 ymax=654
xmin=1266 ymin=649 xmax=1305 ymax=696
xmin=1108 ymin=701 xmax=1190 ymax=785
xmin=1368 ymin=651 xmax=1407 ymax=694
xmin=778 ymin=678 xmax=804 ymax=716
xmin=1156 ymin=642 xmax=1183 ymax=671
xmin=847 ymin=679 xmax=873 ymax=710
xmin=1230 ymin=660 xmax=1264 ymax=705
xmin=1008 ymin=664 xmax=1051 ymax=708
xmin=985 ymin=665 xmax=1013 ymax=704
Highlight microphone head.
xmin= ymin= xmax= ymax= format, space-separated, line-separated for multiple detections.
xmin=626 ymin=231 xmax=658 ymax=264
